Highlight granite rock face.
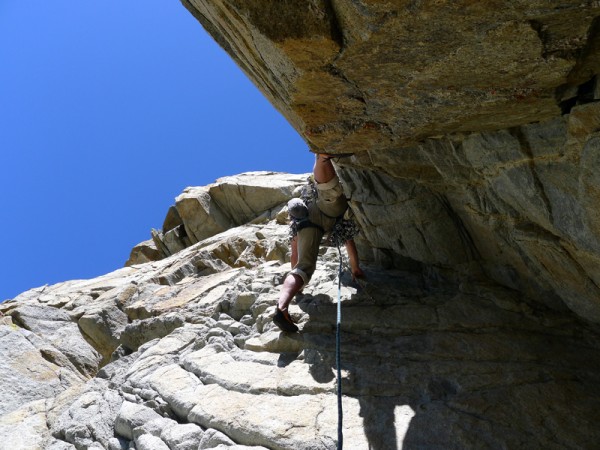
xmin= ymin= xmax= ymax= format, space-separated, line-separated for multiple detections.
xmin=181 ymin=0 xmax=600 ymax=150
xmin=2 ymin=172 xmax=600 ymax=449
xmin=2 ymin=2 xmax=600 ymax=447
xmin=182 ymin=0 xmax=600 ymax=323
xmin=126 ymin=172 xmax=307 ymax=265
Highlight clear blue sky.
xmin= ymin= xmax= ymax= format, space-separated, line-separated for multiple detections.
xmin=0 ymin=1 xmax=312 ymax=301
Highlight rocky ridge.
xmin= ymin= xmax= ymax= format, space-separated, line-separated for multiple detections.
xmin=2 ymin=172 xmax=600 ymax=449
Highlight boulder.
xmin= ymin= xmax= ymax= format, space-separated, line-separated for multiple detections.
xmin=125 ymin=239 xmax=163 ymax=266
xmin=51 ymin=380 xmax=123 ymax=449
xmin=77 ymin=298 xmax=129 ymax=363
xmin=198 ymin=429 xmax=237 ymax=448
xmin=208 ymin=172 xmax=307 ymax=225
xmin=175 ymin=186 xmax=231 ymax=244
xmin=160 ymin=423 xmax=204 ymax=450
xmin=115 ymin=401 xmax=164 ymax=441
xmin=119 ymin=314 xmax=185 ymax=352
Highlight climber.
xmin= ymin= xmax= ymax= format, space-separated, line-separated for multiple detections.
xmin=273 ymin=153 xmax=364 ymax=332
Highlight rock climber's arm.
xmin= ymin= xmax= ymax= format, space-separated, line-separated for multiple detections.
xmin=345 ymin=239 xmax=364 ymax=280
xmin=290 ymin=235 xmax=298 ymax=268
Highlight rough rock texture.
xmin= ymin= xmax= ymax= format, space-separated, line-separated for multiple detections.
xmin=2 ymin=2 xmax=600 ymax=447
xmin=2 ymin=172 xmax=600 ymax=449
xmin=181 ymin=0 xmax=600 ymax=324
xmin=126 ymin=172 xmax=306 ymax=264
xmin=182 ymin=0 xmax=600 ymax=150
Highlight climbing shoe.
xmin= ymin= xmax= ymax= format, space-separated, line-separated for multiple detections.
xmin=273 ymin=308 xmax=299 ymax=333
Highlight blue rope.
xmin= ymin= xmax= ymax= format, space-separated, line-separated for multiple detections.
xmin=336 ymin=246 xmax=344 ymax=449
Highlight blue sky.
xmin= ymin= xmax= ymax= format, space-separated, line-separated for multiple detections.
xmin=0 ymin=1 xmax=312 ymax=301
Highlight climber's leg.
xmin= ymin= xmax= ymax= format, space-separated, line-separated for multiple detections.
xmin=273 ymin=273 xmax=302 ymax=332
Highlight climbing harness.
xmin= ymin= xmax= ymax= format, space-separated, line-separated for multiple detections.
xmin=335 ymin=245 xmax=344 ymax=450
xmin=288 ymin=177 xmax=360 ymax=247
xmin=289 ymin=216 xmax=325 ymax=235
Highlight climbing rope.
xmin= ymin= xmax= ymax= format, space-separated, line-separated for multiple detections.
xmin=336 ymin=246 xmax=344 ymax=449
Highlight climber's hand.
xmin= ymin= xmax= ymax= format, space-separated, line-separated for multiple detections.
xmin=351 ymin=267 xmax=365 ymax=281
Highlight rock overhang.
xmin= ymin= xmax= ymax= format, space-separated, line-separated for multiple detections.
xmin=182 ymin=0 xmax=600 ymax=151
xmin=182 ymin=0 xmax=600 ymax=323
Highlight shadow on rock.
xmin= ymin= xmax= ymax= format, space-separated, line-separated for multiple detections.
xmin=296 ymin=267 xmax=600 ymax=449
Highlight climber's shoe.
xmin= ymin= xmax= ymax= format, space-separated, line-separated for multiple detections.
xmin=273 ymin=308 xmax=299 ymax=333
